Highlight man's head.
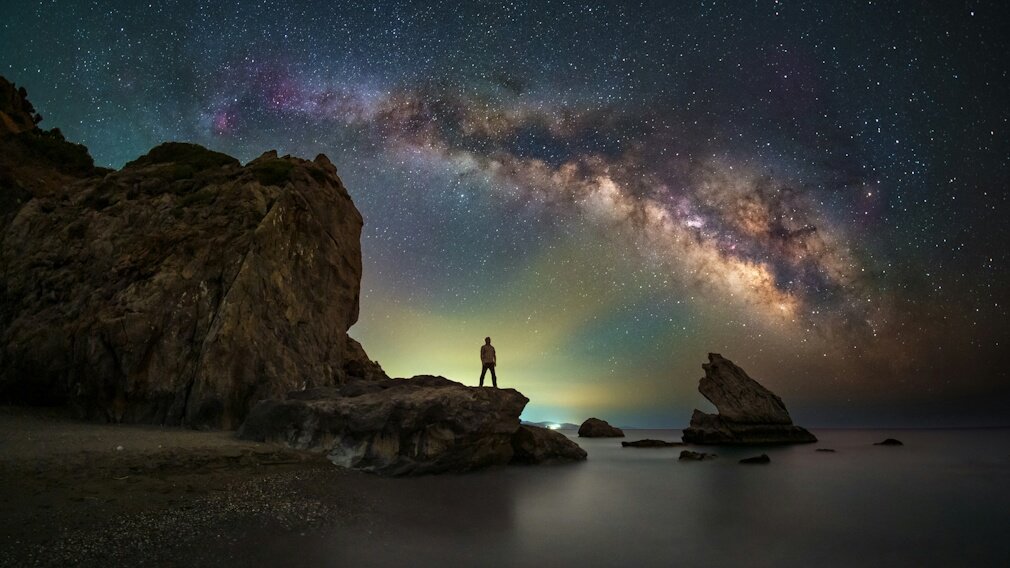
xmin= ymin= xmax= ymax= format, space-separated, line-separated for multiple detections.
xmin=485 ymin=337 xmax=491 ymax=344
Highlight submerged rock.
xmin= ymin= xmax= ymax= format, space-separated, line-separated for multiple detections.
xmin=0 ymin=79 xmax=385 ymax=428
xmin=621 ymin=439 xmax=683 ymax=448
xmin=578 ymin=417 xmax=625 ymax=438
xmin=815 ymin=448 xmax=837 ymax=453
xmin=739 ymin=454 xmax=771 ymax=464
xmin=681 ymin=354 xmax=817 ymax=445
xmin=679 ymin=450 xmax=716 ymax=461
xmin=238 ymin=376 xmax=585 ymax=475
xmin=874 ymin=438 xmax=904 ymax=446
xmin=511 ymin=424 xmax=587 ymax=465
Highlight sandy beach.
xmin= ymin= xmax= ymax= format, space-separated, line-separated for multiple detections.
xmin=0 ymin=407 xmax=378 ymax=567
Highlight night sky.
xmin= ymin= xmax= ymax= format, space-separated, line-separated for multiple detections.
xmin=4 ymin=1 xmax=1009 ymax=427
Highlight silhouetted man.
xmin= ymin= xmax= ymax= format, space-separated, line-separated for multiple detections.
xmin=480 ymin=337 xmax=497 ymax=388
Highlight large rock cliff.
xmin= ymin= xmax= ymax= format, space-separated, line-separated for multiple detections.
xmin=0 ymin=78 xmax=588 ymax=475
xmin=0 ymin=77 xmax=384 ymax=428
xmin=681 ymin=353 xmax=816 ymax=444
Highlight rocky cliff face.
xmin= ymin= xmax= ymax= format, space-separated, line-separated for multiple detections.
xmin=0 ymin=78 xmax=384 ymax=428
xmin=0 ymin=78 xmax=589 ymax=475
xmin=681 ymin=353 xmax=816 ymax=444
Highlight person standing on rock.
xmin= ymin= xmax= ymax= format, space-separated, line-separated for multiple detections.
xmin=479 ymin=337 xmax=497 ymax=388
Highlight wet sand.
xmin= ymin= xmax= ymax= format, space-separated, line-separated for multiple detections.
xmin=0 ymin=407 xmax=378 ymax=567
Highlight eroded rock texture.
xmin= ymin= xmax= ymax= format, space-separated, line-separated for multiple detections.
xmin=238 ymin=376 xmax=587 ymax=475
xmin=0 ymin=78 xmax=384 ymax=428
xmin=1 ymin=78 xmax=591 ymax=475
xmin=681 ymin=353 xmax=816 ymax=444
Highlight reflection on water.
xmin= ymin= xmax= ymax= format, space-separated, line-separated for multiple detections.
xmin=253 ymin=429 xmax=1010 ymax=567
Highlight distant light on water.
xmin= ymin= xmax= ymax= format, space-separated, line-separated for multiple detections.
xmin=548 ymin=424 xmax=561 ymax=430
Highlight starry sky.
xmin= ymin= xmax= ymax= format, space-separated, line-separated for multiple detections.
xmin=4 ymin=1 xmax=1009 ymax=427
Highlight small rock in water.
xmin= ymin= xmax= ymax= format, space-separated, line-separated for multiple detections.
xmin=815 ymin=448 xmax=836 ymax=452
xmin=679 ymin=450 xmax=716 ymax=461
xmin=739 ymin=454 xmax=770 ymax=464
xmin=874 ymin=438 xmax=903 ymax=446
xmin=116 ymin=445 xmax=124 ymax=451
xmin=578 ymin=418 xmax=624 ymax=438
xmin=622 ymin=439 xmax=682 ymax=448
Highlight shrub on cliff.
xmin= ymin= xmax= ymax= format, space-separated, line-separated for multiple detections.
xmin=15 ymin=128 xmax=94 ymax=175
xmin=124 ymin=142 xmax=239 ymax=172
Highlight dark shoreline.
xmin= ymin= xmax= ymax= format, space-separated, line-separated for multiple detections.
xmin=0 ymin=407 xmax=375 ymax=567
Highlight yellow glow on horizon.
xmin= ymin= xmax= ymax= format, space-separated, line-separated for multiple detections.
xmin=353 ymin=223 xmax=844 ymax=424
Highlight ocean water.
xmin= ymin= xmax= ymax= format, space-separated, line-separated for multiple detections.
xmin=254 ymin=429 xmax=1010 ymax=567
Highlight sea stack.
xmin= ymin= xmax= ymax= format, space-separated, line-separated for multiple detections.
xmin=681 ymin=353 xmax=816 ymax=444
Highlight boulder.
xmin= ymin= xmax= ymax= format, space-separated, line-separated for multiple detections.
xmin=679 ymin=450 xmax=716 ymax=461
xmin=874 ymin=438 xmax=903 ymax=446
xmin=578 ymin=417 xmax=625 ymax=437
xmin=621 ymin=439 xmax=683 ymax=448
xmin=681 ymin=354 xmax=816 ymax=445
xmin=739 ymin=454 xmax=771 ymax=464
xmin=0 ymin=79 xmax=385 ymax=428
xmin=511 ymin=425 xmax=587 ymax=464
xmin=238 ymin=376 xmax=583 ymax=475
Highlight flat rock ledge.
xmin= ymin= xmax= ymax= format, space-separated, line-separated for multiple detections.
xmin=681 ymin=354 xmax=817 ymax=445
xmin=237 ymin=376 xmax=586 ymax=475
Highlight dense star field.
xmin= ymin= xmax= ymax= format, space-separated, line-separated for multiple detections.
xmin=3 ymin=1 xmax=1008 ymax=426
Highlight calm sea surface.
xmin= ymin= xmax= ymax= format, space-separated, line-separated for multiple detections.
xmin=253 ymin=429 xmax=1010 ymax=567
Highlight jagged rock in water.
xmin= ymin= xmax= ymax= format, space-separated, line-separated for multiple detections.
xmin=621 ymin=439 xmax=683 ymax=448
xmin=679 ymin=450 xmax=716 ymax=461
xmin=578 ymin=417 xmax=625 ymax=438
xmin=238 ymin=376 xmax=584 ymax=475
xmin=681 ymin=353 xmax=816 ymax=445
xmin=739 ymin=454 xmax=771 ymax=464
xmin=511 ymin=424 xmax=587 ymax=465
xmin=0 ymin=78 xmax=385 ymax=428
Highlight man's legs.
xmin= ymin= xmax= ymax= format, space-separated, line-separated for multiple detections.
xmin=489 ymin=364 xmax=497 ymax=388
xmin=479 ymin=364 xmax=488 ymax=387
